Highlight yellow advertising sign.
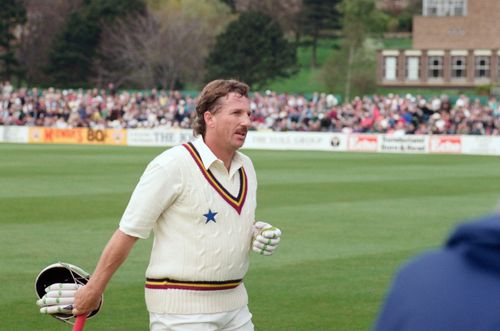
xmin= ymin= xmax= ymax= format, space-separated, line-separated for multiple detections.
xmin=28 ymin=127 xmax=127 ymax=146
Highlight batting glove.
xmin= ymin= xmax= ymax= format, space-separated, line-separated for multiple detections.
xmin=36 ymin=283 xmax=81 ymax=315
xmin=252 ymin=221 xmax=282 ymax=256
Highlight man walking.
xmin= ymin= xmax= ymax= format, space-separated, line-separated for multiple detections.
xmin=38 ymin=79 xmax=282 ymax=330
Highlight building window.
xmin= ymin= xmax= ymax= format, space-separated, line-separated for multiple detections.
xmin=428 ymin=56 xmax=443 ymax=80
xmin=384 ymin=56 xmax=397 ymax=81
xmin=475 ymin=56 xmax=490 ymax=79
xmin=451 ymin=56 xmax=466 ymax=80
xmin=406 ymin=57 xmax=420 ymax=81
xmin=423 ymin=0 xmax=467 ymax=17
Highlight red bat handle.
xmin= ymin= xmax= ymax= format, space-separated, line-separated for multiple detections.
xmin=73 ymin=315 xmax=87 ymax=331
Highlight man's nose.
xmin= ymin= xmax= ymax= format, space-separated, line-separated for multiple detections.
xmin=241 ymin=113 xmax=251 ymax=127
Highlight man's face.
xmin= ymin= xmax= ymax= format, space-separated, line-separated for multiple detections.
xmin=206 ymin=92 xmax=251 ymax=151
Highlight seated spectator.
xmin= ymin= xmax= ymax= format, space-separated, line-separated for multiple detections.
xmin=0 ymin=81 xmax=499 ymax=135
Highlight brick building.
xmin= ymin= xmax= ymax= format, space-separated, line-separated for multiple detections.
xmin=377 ymin=0 xmax=500 ymax=88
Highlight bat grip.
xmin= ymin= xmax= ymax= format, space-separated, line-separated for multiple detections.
xmin=73 ymin=315 xmax=87 ymax=331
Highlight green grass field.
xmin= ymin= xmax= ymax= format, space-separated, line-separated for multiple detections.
xmin=1 ymin=143 xmax=499 ymax=330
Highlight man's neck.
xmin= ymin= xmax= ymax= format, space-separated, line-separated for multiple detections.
xmin=203 ymin=137 xmax=234 ymax=171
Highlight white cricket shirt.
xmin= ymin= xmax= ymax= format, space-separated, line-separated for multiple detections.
xmin=119 ymin=137 xmax=257 ymax=314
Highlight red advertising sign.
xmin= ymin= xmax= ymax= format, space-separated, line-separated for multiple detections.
xmin=429 ymin=135 xmax=462 ymax=154
xmin=348 ymin=134 xmax=379 ymax=152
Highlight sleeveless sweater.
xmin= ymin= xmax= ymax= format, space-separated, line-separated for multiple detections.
xmin=119 ymin=138 xmax=257 ymax=314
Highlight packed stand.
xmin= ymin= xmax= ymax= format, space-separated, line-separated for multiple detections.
xmin=1 ymin=81 xmax=499 ymax=135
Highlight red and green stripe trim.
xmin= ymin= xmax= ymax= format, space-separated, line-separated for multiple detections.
xmin=145 ymin=278 xmax=242 ymax=291
xmin=183 ymin=142 xmax=247 ymax=214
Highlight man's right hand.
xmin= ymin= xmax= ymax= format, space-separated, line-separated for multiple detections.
xmin=72 ymin=284 xmax=103 ymax=316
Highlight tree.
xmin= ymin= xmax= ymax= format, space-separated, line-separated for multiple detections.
xmin=235 ymin=0 xmax=303 ymax=39
xmin=0 ymin=0 xmax=27 ymax=82
xmin=378 ymin=0 xmax=421 ymax=32
xmin=44 ymin=11 xmax=98 ymax=87
xmin=206 ymin=11 xmax=297 ymax=89
xmin=44 ymin=0 xmax=145 ymax=87
xmin=17 ymin=0 xmax=84 ymax=86
xmin=299 ymin=0 xmax=341 ymax=68
xmin=322 ymin=0 xmax=388 ymax=100
xmin=322 ymin=38 xmax=380 ymax=98
xmin=219 ymin=0 xmax=237 ymax=12
xmin=95 ymin=0 xmax=233 ymax=89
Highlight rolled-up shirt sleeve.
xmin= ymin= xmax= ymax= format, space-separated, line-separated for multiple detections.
xmin=119 ymin=156 xmax=182 ymax=239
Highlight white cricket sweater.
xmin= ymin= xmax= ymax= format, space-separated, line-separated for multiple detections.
xmin=119 ymin=138 xmax=257 ymax=314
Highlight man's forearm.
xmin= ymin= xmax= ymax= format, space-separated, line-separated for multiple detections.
xmin=73 ymin=229 xmax=138 ymax=315
xmin=87 ymin=229 xmax=139 ymax=292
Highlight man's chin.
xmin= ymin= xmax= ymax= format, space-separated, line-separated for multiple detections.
xmin=233 ymin=136 xmax=246 ymax=148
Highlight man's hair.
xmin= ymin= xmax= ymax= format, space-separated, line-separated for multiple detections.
xmin=193 ymin=79 xmax=249 ymax=137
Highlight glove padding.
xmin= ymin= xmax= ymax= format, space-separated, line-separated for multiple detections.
xmin=37 ymin=283 xmax=81 ymax=315
xmin=252 ymin=221 xmax=282 ymax=256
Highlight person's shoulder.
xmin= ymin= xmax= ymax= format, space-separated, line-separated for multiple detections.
xmin=151 ymin=144 xmax=190 ymax=167
xmin=396 ymin=248 xmax=454 ymax=281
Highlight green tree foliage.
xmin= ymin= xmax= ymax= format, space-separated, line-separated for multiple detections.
xmin=340 ymin=0 xmax=387 ymax=48
xmin=322 ymin=0 xmax=388 ymax=100
xmin=299 ymin=0 xmax=341 ymax=67
xmin=44 ymin=11 xmax=98 ymax=87
xmin=45 ymin=0 xmax=145 ymax=87
xmin=0 ymin=0 xmax=27 ymax=81
xmin=322 ymin=38 xmax=380 ymax=97
xmin=206 ymin=11 xmax=297 ymax=89
xmin=219 ymin=0 xmax=237 ymax=12
xmin=234 ymin=0 xmax=303 ymax=39
xmin=380 ymin=0 xmax=421 ymax=32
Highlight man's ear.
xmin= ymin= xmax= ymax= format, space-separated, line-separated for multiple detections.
xmin=204 ymin=111 xmax=215 ymax=128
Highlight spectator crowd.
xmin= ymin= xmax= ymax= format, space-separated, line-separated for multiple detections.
xmin=1 ymin=81 xmax=499 ymax=135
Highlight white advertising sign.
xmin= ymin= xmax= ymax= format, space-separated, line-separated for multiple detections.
xmin=2 ymin=125 xmax=28 ymax=143
xmin=328 ymin=134 xmax=347 ymax=152
xmin=461 ymin=135 xmax=500 ymax=156
xmin=379 ymin=135 xmax=428 ymax=154
xmin=243 ymin=131 xmax=347 ymax=151
xmin=127 ymin=128 xmax=193 ymax=146
xmin=0 ymin=126 xmax=4 ymax=142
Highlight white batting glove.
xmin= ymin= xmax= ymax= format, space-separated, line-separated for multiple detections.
xmin=252 ymin=221 xmax=282 ymax=256
xmin=36 ymin=283 xmax=81 ymax=315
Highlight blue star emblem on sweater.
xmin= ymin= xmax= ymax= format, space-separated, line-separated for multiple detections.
xmin=203 ymin=209 xmax=218 ymax=223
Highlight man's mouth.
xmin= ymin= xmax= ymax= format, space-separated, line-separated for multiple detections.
xmin=235 ymin=130 xmax=247 ymax=139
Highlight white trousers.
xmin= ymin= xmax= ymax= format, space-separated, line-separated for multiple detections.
xmin=149 ymin=306 xmax=254 ymax=331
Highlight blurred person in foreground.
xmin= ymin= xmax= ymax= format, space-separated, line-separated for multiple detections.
xmin=373 ymin=208 xmax=500 ymax=331
xmin=37 ymin=79 xmax=282 ymax=330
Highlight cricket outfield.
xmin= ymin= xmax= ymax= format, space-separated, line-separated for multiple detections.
xmin=1 ymin=143 xmax=499 ymax=330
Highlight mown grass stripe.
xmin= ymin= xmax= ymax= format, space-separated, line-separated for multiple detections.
xmin=0 ymin=143 xmax=499 ymax=330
